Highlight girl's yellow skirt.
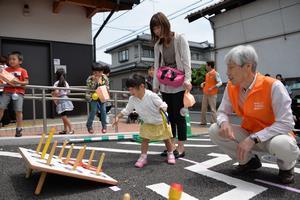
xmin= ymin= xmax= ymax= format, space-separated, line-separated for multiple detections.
xmin=139 ymin=123 xmax=173 ymax=140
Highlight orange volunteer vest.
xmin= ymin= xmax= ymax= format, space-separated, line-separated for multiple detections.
xmin=227 ymin=73 xmax=276 ymax=134
xmin=203 ymin=69 xmax=218 ymax=95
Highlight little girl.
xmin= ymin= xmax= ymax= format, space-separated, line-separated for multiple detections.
xmin=113 ymin=74 xmax=175 ymax=168
xmin=53 ymin=69 xmax=74 ymax=134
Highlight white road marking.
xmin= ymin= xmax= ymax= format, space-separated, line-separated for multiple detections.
xmin=109 ymin=186 xmax=121 ymax=192
xmin=146 ymin=183 xmax=198 ymax=200
xmin=180 ymin=153 xmax=268 ymax=200
xmin=117 ymin=142 xmax=216 ymax=148
xmin=58 ymin=145 xmax=160 ymax=155
xmin=187 ymin=138 xmax=211 ymax=141
xmin=255 ymin=179 xmax=300 ymax=193
xmin=0 ymin=151 xmax=21 ymax=158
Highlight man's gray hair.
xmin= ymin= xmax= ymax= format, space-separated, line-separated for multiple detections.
xmin=224 ymin=45 xmax=258 ymax=72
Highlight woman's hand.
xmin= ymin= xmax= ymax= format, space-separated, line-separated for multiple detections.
xmin=184 ymin=82 xmax=192 ymax=91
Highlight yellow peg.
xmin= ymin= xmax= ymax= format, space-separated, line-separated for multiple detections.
xmin=46 ymin=141 xmax=58 ymax=165
xmin=123 ymin=193 xmax=131 ymax=200
xmin=96 ymin=153 xmax=105 ymax=175
xmin=36 ymin=133 xmax=45 ymax=154
xmin=64 ymin=144 xmax=74 ymax=164
xmin=41 ymin=128 xmax=55 ymax=159
xmin=88 ymin=149 xmax=95 ymax=166
xmin=72 ymin=145 xmax=86 ymax=170
xmin=58 ymin=140 xmax=68 ymax=159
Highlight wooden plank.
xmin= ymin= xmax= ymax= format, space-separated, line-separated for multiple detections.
xmin=19 ymin=147 xmax=118 ymax=186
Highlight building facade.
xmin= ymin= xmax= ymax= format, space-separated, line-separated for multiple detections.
xmin=187 ymin=0 xmax=300 ymax=82
xmin=105 ymin=34 xmax=214 ymax=90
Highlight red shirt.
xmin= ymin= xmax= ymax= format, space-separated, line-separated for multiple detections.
xmin=4 ymin=66 xmax=29 ymax=95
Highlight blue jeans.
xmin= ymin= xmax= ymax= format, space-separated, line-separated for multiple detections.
xmin=86 ymin=100 xmax=107 ymax=130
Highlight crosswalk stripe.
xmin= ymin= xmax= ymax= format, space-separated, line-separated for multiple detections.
xmin=117 ymin=141 xmax=216 ymax=147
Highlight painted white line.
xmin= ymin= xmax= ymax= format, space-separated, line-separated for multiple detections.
xmin=0 ymin=151 xmax=21 ymax=158
xmin=117 ymin=142 xmax=216 ymax=148
xmin=181 ymin=153 xmax=267 ymax=200
xmin=146 ymin=183 xmax=198 ymax=200
xmin=187 ymin=138 xmax=211 ymax=141
xmin=233 ymin=162 xmax=300 ymax=174
xmin=255 ymin=179 xmax=300 ymax=193
xmin=109 ymin=186 xmax=121 ymax=192
xmin=59 ymin=145 xmax=160 ymax=155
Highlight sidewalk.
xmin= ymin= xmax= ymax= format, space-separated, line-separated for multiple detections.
xmin=0 ymin=115 xmax=209 ymax=137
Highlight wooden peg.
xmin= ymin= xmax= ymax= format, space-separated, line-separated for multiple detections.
xmin=47 ymin=141 xmax=58 ymax=165
xmin=36 ymin=133 xmax=45 ymax=154
xmin=64 ymin=144 xmax=74 ymax=164
xmin=34 ymin=172 xmax=47 ymax=195
xmin=123 ymin=193 xmax=131 ymax=200
xmin=88 ymin=149 xmax=95 ymax=166
xmin=96 ymin=153 xmax=105 ymax=175
xmin=72 ymin=145 xmax=86 ymax=170
xmin=58 ymin=140 xmax=68 ymax=159
xmin=41 ymin=128 xmax=55 ymax=159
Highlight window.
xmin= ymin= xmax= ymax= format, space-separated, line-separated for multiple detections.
xmin=118 ymin=49 xmax=129 ymax=62
xmin=142 ymin=47 xmax=154 ymax=58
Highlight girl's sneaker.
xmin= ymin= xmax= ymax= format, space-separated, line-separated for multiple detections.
xmin=59 ymin=130 xmax=67 ymax=135
xmin=167 ymin=153 xmax=176 ymax=165
xmin=135 ymin=157 xmax=147 ymax=168
xmin=102 ymin=129 xmax=107 ymax=134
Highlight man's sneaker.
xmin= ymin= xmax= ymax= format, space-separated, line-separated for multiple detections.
xmin=59 ymin=130 xmax=67 ymax=135
xmin=135 ymin=157 xmax=147 ymax=168
xmin=167 ymin=153 xmax=176 ymax=165
xmin=15 ymin=128 xmax=23 ymax=137
xmin=233 ymin=155 xmax=262 ymax=174
xmin=279 ymin=167 xmax=295 ymax=184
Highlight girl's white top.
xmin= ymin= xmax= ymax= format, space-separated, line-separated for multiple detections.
xmin=53 ymin=81 xmax=70 ymax=96
xmin=121 ymin=89 xmax=167 ymax=125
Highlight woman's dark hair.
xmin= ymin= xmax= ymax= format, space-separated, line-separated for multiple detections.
xmin=56 ymin=69 xmax=66 ymax=87
xmin=126 ymin=74 xmax=146 ymax=89
xmin=150 ymin=12 xmax=172 ymax=45
xmin=92 ymin=62 xmax=105 ymax=72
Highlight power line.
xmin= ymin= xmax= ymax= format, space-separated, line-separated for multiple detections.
xmin=96 ymin=0 xmax=213 ymax=50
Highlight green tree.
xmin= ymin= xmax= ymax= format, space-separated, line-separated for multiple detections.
xmin=191 ymin=64 xmax=206 ymax=86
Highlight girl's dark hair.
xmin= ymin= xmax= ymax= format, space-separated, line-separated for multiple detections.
xmin=92 ymin=62 xmax=105 ymax=72
xmin=56 ymin=69 xmax=66 ymax=87
xmin=150 ymin=12 xmax=172 ymax=45
xmin=126 ymin=74 xmax=145 ymax=89
xmin=103 ymin=65 xmax=111 ymax=74
xmin=0 ymin=56 xmax=7 ymax=65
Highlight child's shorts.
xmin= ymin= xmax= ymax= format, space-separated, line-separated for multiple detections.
xmin=0 ymin=93 xmax=24 ymax=112
xmin=139 ymin=123 xmax=172 ymax=141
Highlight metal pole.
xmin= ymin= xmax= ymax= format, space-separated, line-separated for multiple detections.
xmin=32 ymin=88 xmax=36 ymax=125
xmin=42 ymin=89 xmax=47 ymax=134
xmin=114 ymin=93 xmax=118 ymax=133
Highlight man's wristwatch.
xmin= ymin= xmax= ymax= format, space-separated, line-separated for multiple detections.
xmin=249 ymin=134 xmax=259 ymax=144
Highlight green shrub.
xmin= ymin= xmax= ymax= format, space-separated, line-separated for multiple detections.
xmin=192 ymin=64 xmax=206 ymax=86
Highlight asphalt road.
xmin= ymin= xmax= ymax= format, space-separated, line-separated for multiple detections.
xmin=1 ymin=133 xmax=300 ymax=200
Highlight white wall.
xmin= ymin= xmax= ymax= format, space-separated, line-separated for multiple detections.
xmin=211 ymin=0 xmax=300 ymax=81
xmin=0 ymin=0 xmax=92 ymax=44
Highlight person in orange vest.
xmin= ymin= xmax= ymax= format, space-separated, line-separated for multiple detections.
xmin=209 ymin=45 xmax=300 ymax=184
xmin=200 ymin=61 xmax=222 ymax=125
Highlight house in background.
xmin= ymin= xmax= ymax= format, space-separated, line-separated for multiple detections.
xmin=105 ymin=33 xmax=214 ymax=90
xmin=186 ymin=0 xmax=300 ymax=82
xmin=0 ymin=0 xmax=138 ymax=119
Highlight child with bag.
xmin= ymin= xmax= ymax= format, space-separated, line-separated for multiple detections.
xmin=86 ymin=63 xmax=109 ymax=134
xmin=52 ymin=69 xmax=74 ymax=134
xmin=113 ymin=74 xmax=175 ymax=168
